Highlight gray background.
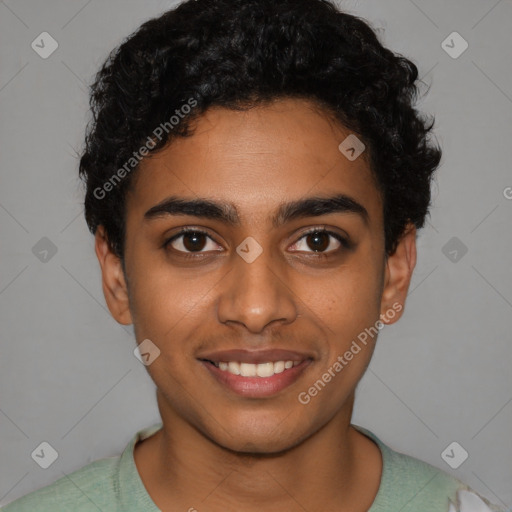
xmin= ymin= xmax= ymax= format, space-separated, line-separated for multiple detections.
xmin=1 ymin=0 xmax=511 ymax=508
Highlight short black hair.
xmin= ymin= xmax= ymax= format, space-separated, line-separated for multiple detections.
xmin=79 ymin=0 xmax=441 ymax=261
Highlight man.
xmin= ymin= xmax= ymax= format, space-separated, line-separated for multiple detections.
xmin=1 ymin=0 xmax=506 ymax=510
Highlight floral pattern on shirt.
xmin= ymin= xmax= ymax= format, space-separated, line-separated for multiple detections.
xmin=448 ymin=487 xmax=507 ymax=512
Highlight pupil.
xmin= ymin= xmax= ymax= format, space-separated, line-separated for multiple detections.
xmin=308 ymin=231 xmax=328 ymax=252
xmin=183 ymin=232 xmax=206 ymax=252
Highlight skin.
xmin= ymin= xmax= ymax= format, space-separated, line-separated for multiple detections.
xmin=95 ymin=97 xmax=417 ymax=512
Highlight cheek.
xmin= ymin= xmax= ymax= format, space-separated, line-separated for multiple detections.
xmin=299 ymin=259 xmax=383 ymax=386
xmin=127 ymin=256 xmax=219 ymax=344
xmin=301 ymin=257 xmax=383 ymax=335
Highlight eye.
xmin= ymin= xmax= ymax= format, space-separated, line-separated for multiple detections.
xmin=163 ymin=226 xmax=352 ymax=258
xmin=164 ymin=228 xmax=222 ymax=255
xmin=289 ymin=228 xmax=351 ymax=254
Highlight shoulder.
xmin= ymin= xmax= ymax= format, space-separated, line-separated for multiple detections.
xmin=0 ymin=423 xmax=163 ymax=512
xmin=354 ymin=425 xmax=508 ymax=512
xmin=385 ymin=448 xmax=505 ymax=511
xmin=0 ymin=456 xmax=120 ymax=512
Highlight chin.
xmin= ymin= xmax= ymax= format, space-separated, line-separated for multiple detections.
xmin=219 ymin=435 xmax=301 ymax=456
xmin=204 ymin=417 xmax=313 ymax=456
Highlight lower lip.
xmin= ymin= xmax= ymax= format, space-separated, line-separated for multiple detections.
xmin=200 ymin=360 xmax=312 ymax=398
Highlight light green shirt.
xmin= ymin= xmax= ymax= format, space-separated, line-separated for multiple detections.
xmin=1 ymin=422 xmax=507 ymax=511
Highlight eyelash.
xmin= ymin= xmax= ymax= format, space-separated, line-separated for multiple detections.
xmin=163 ymin=226 xmax=351 ymax=259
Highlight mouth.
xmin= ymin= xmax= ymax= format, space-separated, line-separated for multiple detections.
xmin=197 ymin=349 xmax=313 ymax=397
xmin=203 ymin=359 xmax=302 ymax=377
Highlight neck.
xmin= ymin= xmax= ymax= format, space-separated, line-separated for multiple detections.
xmin=134 ymin=392 xmax=382 ymax=512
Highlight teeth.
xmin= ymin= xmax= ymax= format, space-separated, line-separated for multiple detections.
xmin=214 ymin=360 xmax=302 ymax=377
xmin=273 ymin=361 xmax=285 ymax=374
xmin=228 ymin=361 xmax=240 ymax=375
xmin=240 ymin=362 xmax=257 ymax=377
xmin=256 ymin=362 xmax=274 ymax=377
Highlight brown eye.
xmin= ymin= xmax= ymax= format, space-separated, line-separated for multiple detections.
xmin=181 ymin=231 xmax=207 ymax=252
xmin=164 ymin=229 xmax=221 ymax=254
xmin=290 ymin=228 xmax=350 ymax=254
xmin=305 ymin=231 xmax=330 ymax=252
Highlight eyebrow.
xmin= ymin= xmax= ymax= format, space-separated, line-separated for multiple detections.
xmin=143 ymin=194 xmax=369 ymax=228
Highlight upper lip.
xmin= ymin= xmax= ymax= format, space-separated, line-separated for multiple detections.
xmin=197 ymin=349 xmax=313 ymax=364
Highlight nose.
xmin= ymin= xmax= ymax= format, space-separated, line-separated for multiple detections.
xmin=216 ymin=243 xmax=298 ymax=333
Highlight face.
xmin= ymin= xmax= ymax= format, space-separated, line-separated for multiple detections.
xmin=96 ymin=98 xmax=416 ymax=453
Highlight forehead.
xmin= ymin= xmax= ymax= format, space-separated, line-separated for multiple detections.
xmin=126 ymin=98 xmax=383 ymax=228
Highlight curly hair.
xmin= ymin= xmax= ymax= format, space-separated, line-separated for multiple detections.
xmin=79 ymin=0 xmax=441 ymax=261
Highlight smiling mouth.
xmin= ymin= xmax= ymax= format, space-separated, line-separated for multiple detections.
xmin=202 ymin=359 xmax=303 ymax=378
xmin=199 ymin=356 xmax=313 ymax=397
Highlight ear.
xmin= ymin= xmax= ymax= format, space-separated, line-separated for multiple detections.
xmin=94 ymin=225 xmax=133 ymax=325
xmin=379 ymin=222 xmax=417 ymax=325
